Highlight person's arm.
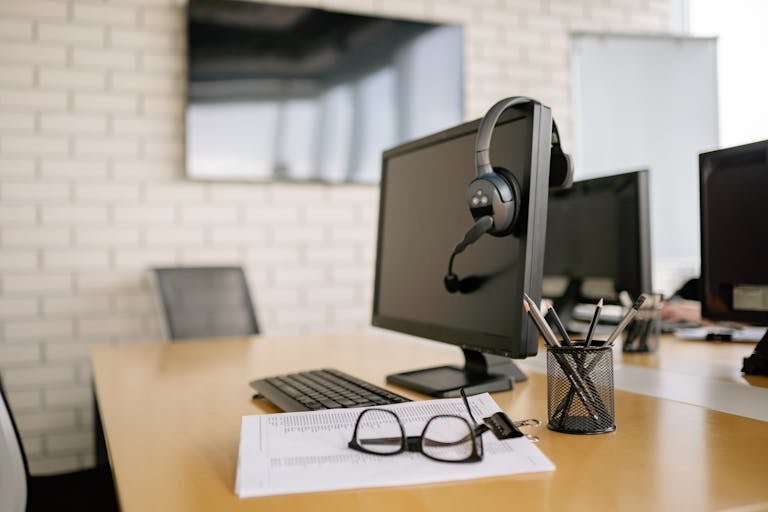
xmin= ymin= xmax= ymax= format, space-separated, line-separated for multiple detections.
xmin=660 ymin=277 xmax=703 ymax=324
xmin=660 ymin=299 xmax=702 ymax=323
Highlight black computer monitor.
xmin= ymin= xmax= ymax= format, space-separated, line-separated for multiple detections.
xmin=542 ymin=170 xmax=652 ymax=328
xmin=699 ymin=140 xmax=768 ymax=374
xmin=372 ymin=104 xmax=552 ymax=397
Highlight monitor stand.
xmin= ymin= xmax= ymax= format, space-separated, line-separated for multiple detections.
xmin=742 ymin=330 xmax=768 ymax=375
xmin=386 ymin=348 xmax=527 ymax=398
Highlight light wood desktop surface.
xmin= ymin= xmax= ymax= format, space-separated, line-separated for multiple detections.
xmin=619 ymin=334 xmax=768 ymax=388
xmin=91 ymin=332 xmax=768 ymax=512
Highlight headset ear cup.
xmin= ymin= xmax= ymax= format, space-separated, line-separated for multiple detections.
xmin=549 ymin=147 xmax=574 ymax=190
xmin=490 ymin=166 xmax=521 ymax=237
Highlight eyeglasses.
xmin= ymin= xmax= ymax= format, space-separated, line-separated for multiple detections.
xmin=347 ymin=389 xmax=490 ymax=463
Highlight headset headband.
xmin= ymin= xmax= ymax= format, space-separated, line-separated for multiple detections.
xmin=475 ymin=96 xmax=538 ymax=176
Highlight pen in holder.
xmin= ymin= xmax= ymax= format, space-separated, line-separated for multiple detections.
xmin=546 ymin=341 xmax=615 ymax=434
xmin=622 ymin=293 xmax=661 ymax=353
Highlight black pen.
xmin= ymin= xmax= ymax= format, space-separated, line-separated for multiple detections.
xmin=544 ymin=303 xmax=572 ymax=346
xmin=584 ymin=298 xmax=603 ymax=347
xmin=605 ymin=295 xmax=647 ymax=345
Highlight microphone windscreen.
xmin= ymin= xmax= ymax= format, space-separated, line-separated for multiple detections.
xmin=444 ymin=273 xmax=459 ymax=293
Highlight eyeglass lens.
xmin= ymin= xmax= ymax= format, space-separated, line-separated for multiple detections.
xmin=355 ymin=409 xmax=476 ymax=462
xmin=354 ymin=409 xmax=403 ymax=454
xmin=422 ymin=416 xmax=475 ymax=461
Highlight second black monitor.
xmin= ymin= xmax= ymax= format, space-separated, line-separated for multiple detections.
xmin=543 ymin=169 xmax=652 ymax=320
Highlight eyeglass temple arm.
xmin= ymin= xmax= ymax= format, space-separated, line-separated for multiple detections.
xmin=358 ymin=435 xmax=476 ymax=450
xmin=356 ymin=436 xmax=403 ymax=446
xmin=459 ymin=388 xmax=479 ymax=424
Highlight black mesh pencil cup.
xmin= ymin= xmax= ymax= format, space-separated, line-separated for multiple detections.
xmin=546 ymin=343 xmax=615 ymax=434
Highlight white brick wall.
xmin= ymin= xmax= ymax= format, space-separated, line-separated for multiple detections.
xmin=0 ymin=0 xmax=671 ymax=474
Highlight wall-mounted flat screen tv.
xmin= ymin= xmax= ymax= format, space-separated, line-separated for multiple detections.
xmin=186 ymin=0 xmax=464 ymax=183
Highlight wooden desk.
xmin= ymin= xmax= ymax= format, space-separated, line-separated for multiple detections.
xmin=91 ymin=332 xmax=768 ymax=511
xmin=620 ymin=334 xmax=768 ymax=388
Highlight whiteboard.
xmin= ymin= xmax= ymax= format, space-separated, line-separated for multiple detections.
xmin=571 ymin=34 xmax=718 ymax=293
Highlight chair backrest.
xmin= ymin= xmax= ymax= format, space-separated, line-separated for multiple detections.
xmin=151 ymin=266 xmax=260 ymax=341
xmin=0 ymin=378 xmax=28 ymax=512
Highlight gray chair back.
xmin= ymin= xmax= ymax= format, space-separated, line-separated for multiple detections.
xmin=0 ymin=380 xmax=28 ymax=512
xmin=152 ymin=266 xmax=260 ymax=340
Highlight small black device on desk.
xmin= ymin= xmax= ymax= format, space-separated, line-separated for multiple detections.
xmin=250 ymin=368 xmax=411 ymax=412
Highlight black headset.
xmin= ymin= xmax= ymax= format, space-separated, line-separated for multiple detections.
xmin=445 ymin=96 xmax=573 ymax=293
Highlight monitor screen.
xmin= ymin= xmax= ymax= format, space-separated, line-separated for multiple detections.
xmin=372 ymin=107 xmax=551 ymax=362
xmin=185 ymin=0 xmax=463 ymax=183
xmin=700 ymin=140 xmax=768 ymax=325
xmin=543 ymin=170 xmax=652 ymax=309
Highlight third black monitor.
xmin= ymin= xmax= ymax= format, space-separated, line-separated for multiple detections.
xmin=700 ymin=140 xmax=768 ymax=325
xmin=699 ymin=139 xmax=768 ymax=373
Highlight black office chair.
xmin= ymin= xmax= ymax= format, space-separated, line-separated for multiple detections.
xmin=151 ymin=266 xmax=260 ymax=340
xmin=0 ymin=377 xmax=118 ymax=512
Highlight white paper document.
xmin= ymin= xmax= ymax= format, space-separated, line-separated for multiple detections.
xmin=235 ymin=393 xmax=555 ymax=498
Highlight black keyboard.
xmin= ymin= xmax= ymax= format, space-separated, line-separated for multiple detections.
xmin=250 ymin=368 xmax=411 ymax=412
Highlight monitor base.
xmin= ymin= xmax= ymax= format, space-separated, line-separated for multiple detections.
xmin=742 ymin=330 xmax=768 ymax=375
xmin=386 ymin=348 xmax=527 ymax=398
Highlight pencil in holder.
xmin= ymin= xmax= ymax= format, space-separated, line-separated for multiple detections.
xmin=622 ymin=293 xmax=661 ymax=353
xmin=546 ymin=342 xmax=615 ymax=434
